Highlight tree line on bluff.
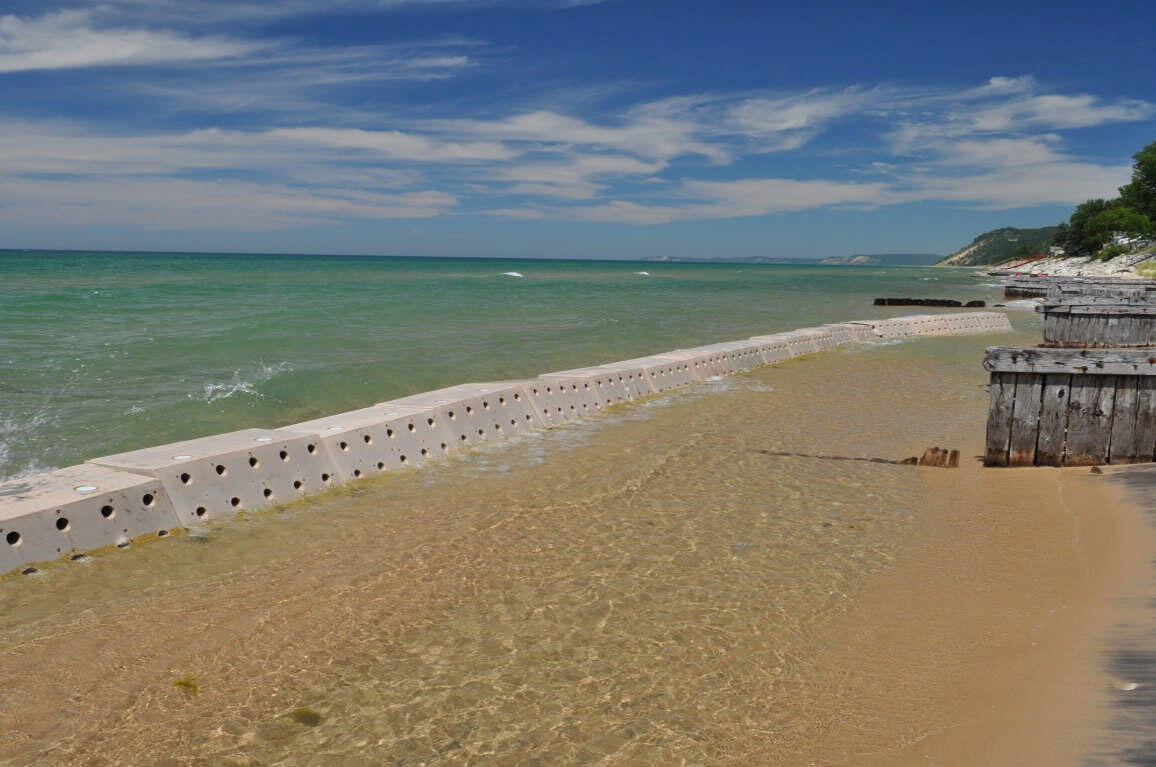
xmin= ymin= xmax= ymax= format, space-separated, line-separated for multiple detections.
xmin=1052 ymin=138 xmax=1156 ymax=258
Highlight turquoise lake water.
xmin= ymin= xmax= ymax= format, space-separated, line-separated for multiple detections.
xmin=0 ymin=250 xmax=1001 ymax=481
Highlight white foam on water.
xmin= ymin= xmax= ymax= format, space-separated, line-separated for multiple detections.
xmin=0 ymin=413 xmax=54 ymax=483
xmin=635 ymin=271 xmax=650 ymax=276
xmin=500 ymin=271 xmax=525 ymax=278
xmin=193 ymin=361 xmax=292 ymax=403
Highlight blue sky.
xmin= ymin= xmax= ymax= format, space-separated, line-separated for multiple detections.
xmin=1 ymin=0 xmax=1154 ymax=259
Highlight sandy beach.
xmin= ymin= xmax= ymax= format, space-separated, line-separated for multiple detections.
xmin=0 ymin=330 xmax=1151 ymax=766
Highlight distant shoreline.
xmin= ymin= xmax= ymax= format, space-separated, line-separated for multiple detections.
xmin=0 ymin=248 xmax=941 ymax=267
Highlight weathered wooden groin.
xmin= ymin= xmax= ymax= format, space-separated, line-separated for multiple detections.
xmin=1004 ymin=276 xmax=1156 ymax=299
xmin=1038 ymin=293 xmax=1156 ymax=348
xmin=984 ymin=279 xmax=1156 ymax=466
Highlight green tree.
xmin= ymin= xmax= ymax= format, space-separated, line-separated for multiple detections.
xmin=1082 ymin=207 xmax=1146 ymax=261
xmin=1119 ymin=139 xmax=1156 ymax=220
xmin=1066 ymin=198 xmax=1119 ymax=255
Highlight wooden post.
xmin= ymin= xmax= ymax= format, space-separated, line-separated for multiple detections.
xmin=983 ymin=347 xmax=1156 ymax=466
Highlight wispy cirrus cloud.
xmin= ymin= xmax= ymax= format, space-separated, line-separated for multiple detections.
xmin=0 ymin=70 xmax=1150 ymax=231
xmin=0 ymin=10 xmax=261 ymax=72
xmin=5 ymin=0 xmax=608 ymax=28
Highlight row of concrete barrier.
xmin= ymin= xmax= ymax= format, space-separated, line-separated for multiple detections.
xmin=0 ymin=312 xmax=1012 ymax=575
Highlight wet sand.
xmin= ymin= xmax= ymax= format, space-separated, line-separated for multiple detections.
xmin=0 ymin=332 xmax=1149 ymax=766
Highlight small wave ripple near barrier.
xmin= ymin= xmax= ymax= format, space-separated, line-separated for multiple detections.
xmin=0 ymin=312 xmax=1011 ymax=577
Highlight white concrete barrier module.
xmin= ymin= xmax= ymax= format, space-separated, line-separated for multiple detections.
xmin=1 ymin=311 xmax=1012 ymax=575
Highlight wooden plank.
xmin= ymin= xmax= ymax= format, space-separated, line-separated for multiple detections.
xmin=1044 ymin=294 xmax=1156 ymax=306
xmin=1061 ymin=305 xmax=1156 ymax=315
xmin=1063 ymin=375 xmax=1115 ymax=466
xmin=1137 ymin=377 xmax=1156 ymax=463
xmin=984 ymin=347 xmax=1156 ymax=376
xmin=1040 ymin=307 xmax=1156 ymax=347
xmin=1109 ymin=377 xmax=1143 ymax=463
xmin=1008 ymin=373 xmax=1043 ymax=466
xmin=984 ymin=373 xmax=1017 ymax=466
xmin=1036 ymin=374 xmax=1071 ymax=467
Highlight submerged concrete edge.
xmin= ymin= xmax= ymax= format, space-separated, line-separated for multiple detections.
xmin=0 ymin=311 xmax=1012 ymax=575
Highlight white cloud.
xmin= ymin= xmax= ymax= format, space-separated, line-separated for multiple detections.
xmin=481 ymin=207 xmax=547 ymax=219
xmin=722 ymin=88 xmax=886 ymax=151
xmin=495 ymin=155 xmax=666 ymax=199
xmin=439 ymin=109 xmax=731 ymax=163
xmin=568 ymin=178 xmax=892 ymax=224
xmin=32 ymin=0 xmax=607 ymax=27
xmin=0 ymin=10 xmax=259 ymax=72
xmin=268 ymin=127 xmax=516 ymax=162
xmin=967 ymin=93 xmax=1154 ymax=132
xmin=0 ymin=175 xmax=456 ymax=230
xmin=924 ymin=135 xmax=1066 ymax=168
xmin=0 ymin=71 xmax=1151 ymax=231
xmin=895 ymin=162 xmax=1132 ymax=209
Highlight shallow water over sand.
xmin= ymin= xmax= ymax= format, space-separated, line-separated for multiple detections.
xmin=0 ymin=328 xmax=1141 ymax=766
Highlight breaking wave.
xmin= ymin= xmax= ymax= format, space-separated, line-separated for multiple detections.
xmin=193 ymin=361 xmax=293 ymax=403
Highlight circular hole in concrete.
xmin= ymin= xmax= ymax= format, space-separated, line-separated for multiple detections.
xmin=460 ymin=434 xmax=468 ymax=441
xmin=427 ymin=417 xmax=435 ymax=428
xmin=263 ymin=488 xmax=272 ymax=498
xmin=387 ymin=428 xmax=395 ymax=438
xmin=6 ymin=531 xmax=20 ymax=546
xmin=353 ymin=469 xmax=362 ymax=478
xmin=440 ymin=442 xmax=448 ymax=451
xmin=293 ymin=480 xmax=303 ymax=490
xmin=55 ymin=517 xmax=70 ymax=531
xmin=499 ymin=397 xmax=506 ymax=405
xmin=376 ymin=462 xmax=385 ymax=470
xmin=466 ymin=406 xmax=474 ymax=415
xmin=230 ymin=497 xmax=241 ymax=507
xmin=483 ymin=401 xmax=490 ymax=410
xmin=514 ymin=392 xmax=521 ymax=401
xmin=180 ymin=472 xmax=192 ymax=484
xmin=448 ymin=410 xmax=456 ymax=420
xmin=420 ymin=448 xmax=428 ymax=457
xmin=408 ymin=423 xmax=416 ymax=432
xmin=477 ymin=428 xmax=484 ymax=436
xmin=195 ymin=506 xmax=207 ymax=517
xmin=157 ymin=529 xmax=169 ymax=537
xmin=100 ymin=505 xmax=114 ymax=519
xmin=142 ymin=493 xmax=155 ymax=506
xmin=215 ymin=464 xmax=227 ymax=476
xmin=321 ymin=473 xmax=331 ymax=482
xmin=279 ymin=450 xmax=289 ymax=461
xmin=339 ymin=441 xmax=349 ymax=451
xmin=307 ymin=444 xmax=317 ymax=455
xmin=249 ymin=456 xmax=259 ymax=468
xmin=399 ymin=456 xmax=408 ymax=464
xmin=363 ymin=434 xmax=372 ymax=444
